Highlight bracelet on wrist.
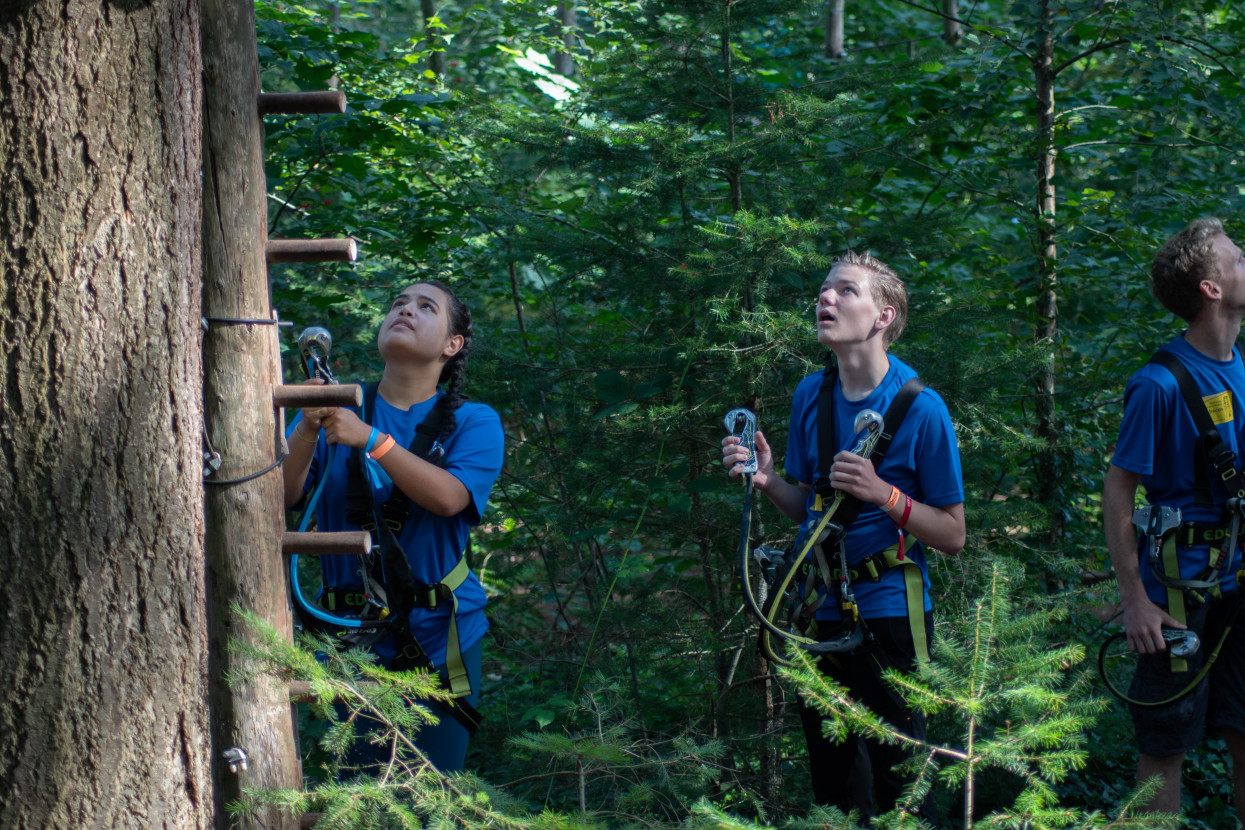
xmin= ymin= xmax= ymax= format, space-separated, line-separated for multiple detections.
xmin=369 ymin=433 xmax=397 ymax=460
xmin=294 ymin=423 xmax=319 ymax=444
xmin=897 ymin=494 xmax=913 ymax=529
xmin=884 ymin=485 xmax=901 ymax=511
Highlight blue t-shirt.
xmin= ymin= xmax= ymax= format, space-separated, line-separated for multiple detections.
xmin=785 ymin=356 xmax=964 ymax=620
xmin=291 ymin=388 xmax=504 ymax=667
xmin=1112 ymin=334 xmax=1245 ymax=602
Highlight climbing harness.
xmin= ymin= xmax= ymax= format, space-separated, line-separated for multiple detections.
xmin=1097 ymin=500 xmax=1242 ymax=706
xmin=731 ymin=361 xmax=927 ymax=667
xmin=286 ymin=327 xmax=481 ymax=734
xmin=1096 ymin=348 xmax=1245 ymax=705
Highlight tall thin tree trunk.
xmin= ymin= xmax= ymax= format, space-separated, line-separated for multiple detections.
xmin=1032 ymin=0 xmax=1063 ymax=551
xmin=420 ymin=0 xmax=446 ymax=76
xmin=554 ymin=3 xmax=576 ymax=77
xmin=0 ymin=1 xmax=212 ymax=827
xmin=942 ymin=0 xmax=961 ymax=44
xmin=825 ymin=0 xmax=845 ymax=58
xmin=201 ymin=0 xmax=303 ymax=828
xmin=721 ymin=5 xmax=742 ymax=212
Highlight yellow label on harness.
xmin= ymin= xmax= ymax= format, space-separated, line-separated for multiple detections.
xmin=1203 ymin=390 xmax=1234 ymax=425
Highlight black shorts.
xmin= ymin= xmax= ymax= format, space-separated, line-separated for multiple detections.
xmin=1129 ymin=595 xmax=1245 ymax=756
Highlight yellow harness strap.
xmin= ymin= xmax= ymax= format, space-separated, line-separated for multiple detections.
xmin=416 ymin=557 xmax=472 ymax=697
xmin=831 ymin=539 xmax=930 ymax=664
xmin=881 ymin=541 xmax=931 ymax=664
xmin=1161 ymin=535 xmax=1190 ymax=673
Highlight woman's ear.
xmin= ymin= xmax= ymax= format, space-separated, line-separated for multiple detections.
xmin=442 ymin=333 xmax=466 ymax=360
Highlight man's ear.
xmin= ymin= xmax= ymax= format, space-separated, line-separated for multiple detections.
xmin=875 ymin=305 xmax=897 ymax=333
xmin=1200 ymin=279 xmax=1223 ymax=302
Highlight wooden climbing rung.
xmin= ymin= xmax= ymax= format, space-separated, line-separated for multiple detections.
xmin=266 ymin=238 xmax=358 ymax=263
xmin=258 ymin=91 xmax=347 ymax=115
xmin=282 ymin=531 xmax=371 ymax=557
xmin=273 ymin=383 xmax=362 ymax=409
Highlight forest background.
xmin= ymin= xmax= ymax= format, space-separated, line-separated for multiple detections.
xmin=258 ymin=0 xmax=1245 ymax=825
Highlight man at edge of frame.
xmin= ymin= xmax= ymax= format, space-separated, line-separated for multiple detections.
xmin=1103 ymin=217 xmax=1245 ymax=816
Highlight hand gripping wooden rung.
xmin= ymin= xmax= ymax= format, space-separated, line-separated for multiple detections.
xmin=273 ymin=383 xmax=363 ymax=410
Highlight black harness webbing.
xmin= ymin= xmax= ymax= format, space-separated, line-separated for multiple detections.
xmin=1149 ymin=350 xmax=1245 ymax=505
xmin=753 ymin=360 xmax=926 ymax=665
xmin=343 ymin=383 xmax=479 ymax=734
xmin=346 ymin=383 xmax=446 ymax=531
xmin=812 ymin=362 xmax=926 ymax=520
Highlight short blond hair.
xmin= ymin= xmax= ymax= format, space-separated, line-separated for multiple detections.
xmin=829 ymin=250 xmax=908 ymax=347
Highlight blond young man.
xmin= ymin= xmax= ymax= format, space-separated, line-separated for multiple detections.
xmin=723 ymin=252 xmax=964 ymax=819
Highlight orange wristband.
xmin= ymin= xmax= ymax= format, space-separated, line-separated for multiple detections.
xmin=369 ymin=433 xmax=396 ymax=460
xmin=884 ymin=485 xmax=901 ymax=511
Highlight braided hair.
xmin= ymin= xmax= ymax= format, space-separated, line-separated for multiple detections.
xmin=419 ymin=279 xmax=473 ymax=446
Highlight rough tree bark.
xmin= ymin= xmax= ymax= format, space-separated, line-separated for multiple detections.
xmin=201 ymin=0 xmax=302 ymax=827
xmin=0 ymin=1 xmax=212 ymax=828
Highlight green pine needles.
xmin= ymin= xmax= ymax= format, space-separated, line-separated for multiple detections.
xmin=772 ymin=562 xmax=1175 ymax=830
xmin=227 ymin=608 xmax=725 ymax=829
xmin=227 ymin=565 xmax=1182 ymax=830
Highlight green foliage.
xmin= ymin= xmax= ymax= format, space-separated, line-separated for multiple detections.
xmin=505 ymin=675 xmax=725 ymax=817
xmin=783 ymin=563 xmax=1174 ymax=830
xmin=230 ymin=610 xmax=723 ymax=827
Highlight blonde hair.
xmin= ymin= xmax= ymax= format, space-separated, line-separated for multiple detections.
xmin=829 ymin=250 xmax=908 ymax=347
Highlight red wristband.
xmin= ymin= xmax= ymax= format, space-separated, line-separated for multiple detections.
xmin=897 ymin=494 xmax=913 ymax=529
xmin=369 ymin=433 xmax=396 ymax=460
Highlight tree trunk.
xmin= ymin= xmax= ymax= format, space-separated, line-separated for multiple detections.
xmin=0 ymin=2 xmax=212 ymax=828
xmin=201 ymin=0 xmax=302 ymax=827
xmin=420 ymin=0 xmax=446 ymax=77
xmin=942 ymin=0 xmax=961 ymax=44
xmin=554 ymin=2 xmax=576 ymax=77
xmin=825 ymin=0 xmax=845 ymax=59
xmin=1032 ymin=0 xmax=1063 ymax=552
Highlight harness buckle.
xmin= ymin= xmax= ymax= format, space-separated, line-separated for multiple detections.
xmin=414 ymin=582 xmax=454 ymax=609
xmin=861 ymin=553 xmax=884 ymax=582
xmin=1211 ymin=446 xmax=1238 ymax=482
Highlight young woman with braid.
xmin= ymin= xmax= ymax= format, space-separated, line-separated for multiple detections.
xmin=282 ymin=280 xmax=504 ymax=772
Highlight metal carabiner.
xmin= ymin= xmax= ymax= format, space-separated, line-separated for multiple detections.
xmin=297 ymin=326 xmax=337 ymax=384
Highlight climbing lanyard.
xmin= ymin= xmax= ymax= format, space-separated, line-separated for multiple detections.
xmin=732 ymin=385 xmax=928 ymax=668
xmin=731 ymin=406 xmax=883 ymax=666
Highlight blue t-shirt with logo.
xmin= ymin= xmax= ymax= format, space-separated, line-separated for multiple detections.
xmin=290 ymin=388 xmax=504 ymax=667
xmin=1112 ymin=335 xmax=1245 ymax=602
xmin=785 ymin=356 xmax=964 ymax=620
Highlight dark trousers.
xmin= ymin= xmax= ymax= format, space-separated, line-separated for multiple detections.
xmin=797 ymin=614 xmax=938 ymax=825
